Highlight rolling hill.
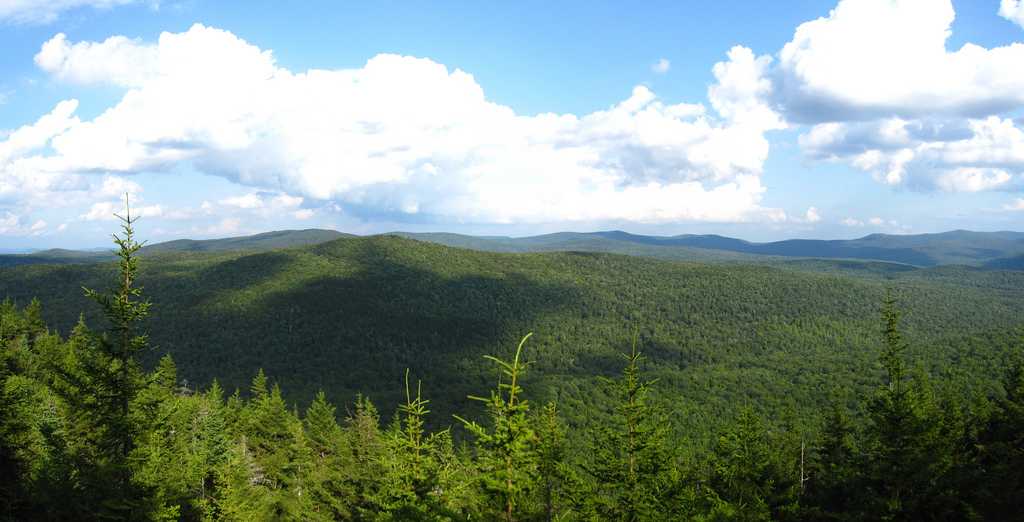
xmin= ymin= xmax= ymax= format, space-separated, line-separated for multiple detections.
xmin=399 ymin=229 xmax=1024 ymax=267
xmin=2 ymin=234 xmax=1021 ymax=437
xmin=6 ymin=228 xmax=1023 ymax=270
xmin=0 ymin=229 xmax=350 ymax=267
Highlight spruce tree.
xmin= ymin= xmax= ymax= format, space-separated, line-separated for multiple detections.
xmin=861 ymin=293 xmax=943 ymax=520
xmin=342 ymin=394 xmax=386 ymax=520
xmin=246 ymin=379 xmax=312 ymax=520
xmin=456 ymin=333 xmax=539 ymax=522
xmin=46 ymin=196 xmax=155 ymax=519
xmin=706 ymin=407 xmax=775 ymax=522
xmin=535 ymin=401 xmax=575 ymax=522
xmin=183 ymin=379 xmax=231 ymax=520
xmin=0 ymin=304 xmax=33 ymax=519
xmin=375 ymin=370 xmax=448 ymax=518
xmin=584 ymin=336 xmax=674 ymax=521
xmin=803 ymin=401 xmax=858 ymax=521
xmin=965 ymin=347 xmax=1024 ymax=520
xmin=304 ymin=390 xmax=352 ymax=520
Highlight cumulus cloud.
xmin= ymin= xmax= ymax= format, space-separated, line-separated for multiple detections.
xmin=1005 ymin=198 xmax=1024 ymax=211
xmin=218 ymin=191 xmax=305 ymax=217
xmin=0 ymin=100 xmax=146 ymax=210
xmin=800 ymin=116 xmax=1024 ymax=192
xmin=9 ymin=24 xmax=786 ymax=226
xmin=80 ymin=200 xmax=164 ymax=221
xmin=35 ymin=33 xmax=158 ymax=86
xmin=1000 ymin=0 xmax=1024 ymax=28
xmin=0 ymin=211 xmax=46 ymax=235
xmin=651 ymin=58 xmax=670 ymax=74
xmin=709 ymin=46 xmax=786 ymax=130
xmin=219 ymin=193 xmax=263 ymax=210
xmin=0 ymin=0 xmax=141 ymax=24
xmin=804 ymin=206 xmax=821 ymax=223
xmin=776 ymin=0 xmax=1024 ymax=123
xmin=773 ymin=0 xmax=1024 ymax=194
xmin=841 ymin=217 xmax=863 ymax=227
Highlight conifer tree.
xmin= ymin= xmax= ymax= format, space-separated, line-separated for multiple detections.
xmin=584 ymin=336 xmax=674 ymax=521
xmin=534 ymin=401 xmax=576 ymax=522
xmin=247 ymin=378 xmax=312 ymax=519
xmin=375 ymin=370 xmax=448 ymax=518
xmin=456 ymin=333 xmax=539 ymax=522
xmin=803 ymin=401 xmax=858 ymax=521
xmin=304 ymin=390 xmax=352 ymax=520
xmin=706 ymin=407 xmax=775 ymax=522
xmin=861 ymin=293 xmax=943 ymax=520
xmin=187 ymin=379 xmax=231 ymax=520
xmin=965 ymin=347 xmax=1024 ymax=520
xmin=342 ymin=394 xmax=387 ymax=520
xmin=47 ymin=195 xmax=156 ymax=519
xmin=0 ymin=304 xmax=34 ymax=519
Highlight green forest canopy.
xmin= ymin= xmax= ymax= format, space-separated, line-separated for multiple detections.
xmin=1 ymin=216 xmax=1022 ymax=520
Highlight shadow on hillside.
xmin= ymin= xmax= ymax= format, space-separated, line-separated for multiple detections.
xmin=141 ymin=238 xmax=585 ymax=423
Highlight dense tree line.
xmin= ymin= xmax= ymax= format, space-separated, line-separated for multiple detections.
xmin=3 ymin=228 xmax=1023 ymax=447
xmin=2 ymin=215 xmax=1023 ymax=520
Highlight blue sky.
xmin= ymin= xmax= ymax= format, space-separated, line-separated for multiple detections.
xmin=2 ymin=0 xmax=1024 ymax=248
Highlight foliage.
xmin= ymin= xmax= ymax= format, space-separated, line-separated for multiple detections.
xmin=1 ymin=225 xmax=1024 ymax=520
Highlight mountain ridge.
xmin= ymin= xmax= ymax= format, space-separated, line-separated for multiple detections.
xmin=4 ymin=227 xmax=1024 ymax=269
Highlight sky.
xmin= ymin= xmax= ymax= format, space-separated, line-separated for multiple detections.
xmin=2 ymin=0 xmax=1024 ymax=249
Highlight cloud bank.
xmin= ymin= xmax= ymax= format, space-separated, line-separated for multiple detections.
xmin=8 ymin=24 xmax=787 ymax=226
xmin=767 ymin=0 xmax=1024 ymax=194
xmin=4 ymin=0 xmax=1024 ymax=237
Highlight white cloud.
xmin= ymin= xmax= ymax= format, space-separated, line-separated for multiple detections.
xmin=1000 ymin=0 xmax=1024 ymax=29
xmin=651 ymin=58 xmax=670 ymax=74
xmin=81 ymin=200 xmax=163 ymax=221
xmin=709 ymin=46 xmax=786 ymax=130
xmin=219 ymin=192 xmax=304 ymax=216
xmin=800 ymin=116 xmax=1024 ymax=192
xmin=0 ymin=211 xmax=45 ymax=236
xmin=9 ymin=24 xmax=786 ymax=226
xmin=195 ymin=217 xmax=242 ymax=236
xmin=934 ymin=167 xmax=1013 ymax=192
xmin=753 ymin=0 xmax=1024 ymax=194
xmin=0 ymin=100 xmax=136 ymax=210
xmin=843 ymin=216 xmax=909 ymax=233
xmin=219 ymin=193 xmax=263 ymax=209
xmin=777 ymin=0 xmax=1024 ymax=123
xmin=804 ymin=206 xmax=821 ymax=223
xmin=1004 ymin=197 xmax=1024 ymax=211
xmin=0 ymin=99 xmax=80 ymax=164
xmin=35 ymin=33 xmax=158 ymax=86
xmin=293 ymin=209 xmax=314 ymax=220
xmin=0 ymin=0 xmax=141 ymax=24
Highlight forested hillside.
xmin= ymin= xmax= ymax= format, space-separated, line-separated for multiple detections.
xmin=2 ymin=233 xmax=1021 ymax=437
xmin=0 ymin=229 xmax=349 ymax=267
xmin=1 ymin=219 xmax=1022 ymax=520
xmin=398 ymin=229 xmax=1024 ymax=267
xmin=8 ymin=228 xmax=1024 ymax=269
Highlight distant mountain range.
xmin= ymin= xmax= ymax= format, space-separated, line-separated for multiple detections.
xmin=0 ymin=230 xmax=351 ymax=267
xmin=395 ymin=229 xmax=1024 ymax=268
xmin=3 ymin=228 xmax=1023 ymax=269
